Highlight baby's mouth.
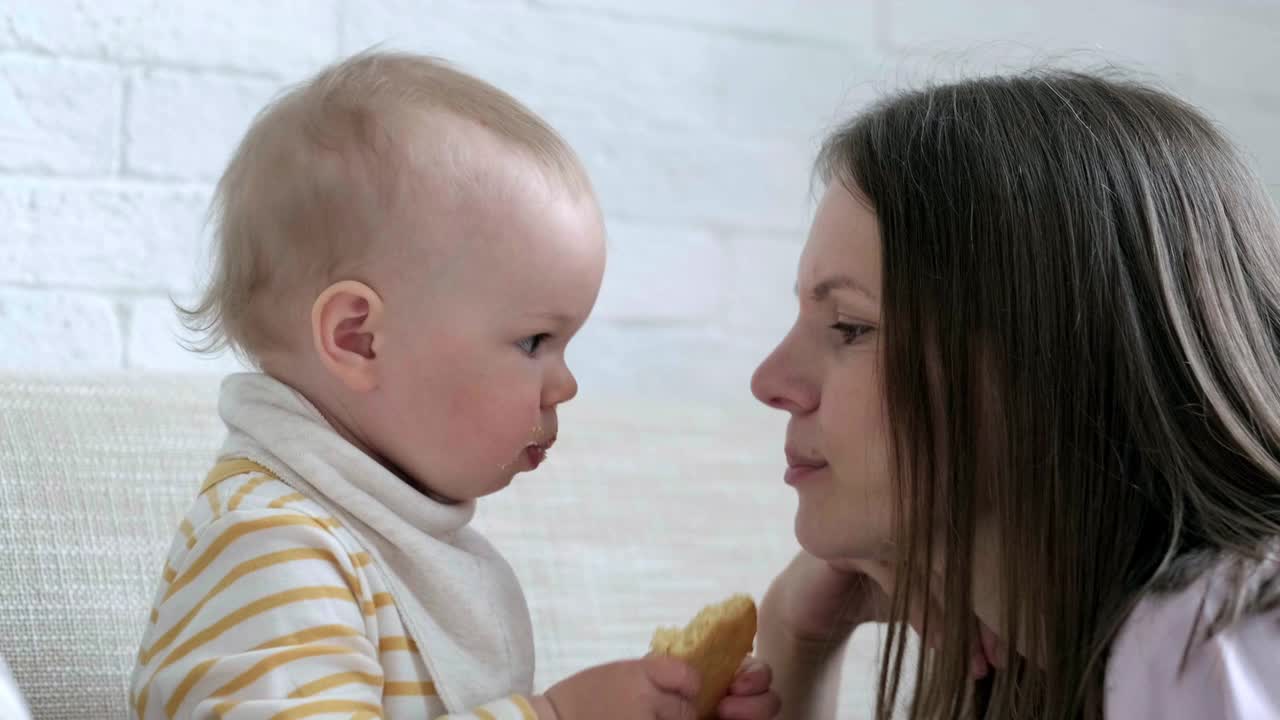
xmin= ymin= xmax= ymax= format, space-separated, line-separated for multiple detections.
xmin=524 ymin=436 xmax=556 ymax=468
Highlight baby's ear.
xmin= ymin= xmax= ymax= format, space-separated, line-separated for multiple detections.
xmin=311 ymin=280 xmax=385 ymax=393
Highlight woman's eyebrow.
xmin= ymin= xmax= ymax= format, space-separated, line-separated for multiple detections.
xmin=795 ymin=275 xmax=878 ymax=303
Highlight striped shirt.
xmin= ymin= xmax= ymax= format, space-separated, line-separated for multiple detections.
xmin=130 ymin=460 xmax=539 ymax=720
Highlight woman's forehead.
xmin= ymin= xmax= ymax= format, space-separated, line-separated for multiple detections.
xmin=797 ymin=185 xmax=881 ymax=300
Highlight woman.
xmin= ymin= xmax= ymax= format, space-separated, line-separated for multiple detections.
xmin=750 ymin=71 xmax=1280 ymax=719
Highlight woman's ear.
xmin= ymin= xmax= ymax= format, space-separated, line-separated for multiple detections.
xmin=311 ymin=280 xmax=385 ymax=393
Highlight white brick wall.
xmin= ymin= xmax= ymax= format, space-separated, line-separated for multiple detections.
xmin=125 ymin=69 xmax=280 ymax=180
xmin=2 ymin=0 xmax=1279 ymax=406
xmin=0 ymin=58 xmax=122 ymax=175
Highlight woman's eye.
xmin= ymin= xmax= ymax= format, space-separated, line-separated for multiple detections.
xmin=830 ymin=322 xmax=873 ymax=345
xmin=517 ymin=333 xmax=551 ymax=354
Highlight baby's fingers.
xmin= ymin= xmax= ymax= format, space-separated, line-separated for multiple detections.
xmin=728 ymin=657 xmax=772 ymax=696
xmin=645 ymin=655 xmax=702 ymax=700
xmin=717 ymin=690 xmax=781 ymax=719
xmin=655 ymin=693 xmax=699 ymax=720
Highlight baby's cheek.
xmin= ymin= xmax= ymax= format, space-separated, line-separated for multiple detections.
xmin=450 ymin=380 xmax=540 ymax=455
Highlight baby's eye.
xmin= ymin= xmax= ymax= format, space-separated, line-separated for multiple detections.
xmin=517 ymin=333 xmax=551 ymax=355
xmin=829 ymin=322 xmax=873 ymax=345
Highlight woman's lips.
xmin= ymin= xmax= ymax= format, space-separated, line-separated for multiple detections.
xmin=784 ymin=449 xmax=828 ymax=485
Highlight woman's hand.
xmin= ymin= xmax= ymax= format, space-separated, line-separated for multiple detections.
xmin=766 ymin=552 xmax=996 ymax=680
xmin=753 ymin=552 xmax=892 ymax=720
xmin=763 ymin=552 xmax=891 ymax=648
xmin=755 ymin=551 xmax=995 ymax=719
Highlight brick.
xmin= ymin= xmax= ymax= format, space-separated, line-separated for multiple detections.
xmin=0 ymin=58 xmax=121 ymax=175
xmin=1 ymin=0 xmax=338 ymax=77
xmin=0 ymin=182 xmax=209 ymax=293
xmin=1172 ymin=12 xmax=1280 ymax=101
xmin=594 ymin=223 xmax=723 ymax=322
xmin=1186 ymin=93 xmax=1280 ymax=194
xmin=126 ymin=296 xmax=247 ymax=372
xmin=885 ymin=0 xmax=1186 ymax=83
xmin=533 ymin=0 xmax=877 ymax=45
xmin=1140 ymin=0 xmax=1280 ymax=23
xmin=724 ymin=233 xmax=805 ymax=336
xmin=125 ymin=69 xmax=279 ymax=180
xmin=339 ymin=2 xmax=869 ymax=229
xmin=343 ymin=0 xmax=875 ymax=140
xmin=568 ymin=124 xmax=817 ymax=230
xmin=0 ymin=289 xmax=121 ymax=370
xmin=568 ymin=321 xmax=772 ymax=402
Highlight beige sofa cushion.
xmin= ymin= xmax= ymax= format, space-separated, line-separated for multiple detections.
xmin=1 ymin=375 xmax=224 ymax=719
xmin=0 ymin=373 xmax=883 ymax=719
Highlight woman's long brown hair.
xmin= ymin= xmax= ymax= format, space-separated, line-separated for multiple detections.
xmin=816 ymin=71 xmax=1280 ymax=718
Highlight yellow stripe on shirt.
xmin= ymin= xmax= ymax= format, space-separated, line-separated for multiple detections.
xmin=154 ymin=586 xmax=358 ymax=674
xmin=226 ymin=475 xmax=271 ymax=512
xmin=206 ymin=486 xmax=222 ymax=519
xmin=163 ymin=626 xmax=367 ymax=718
xmin=267 ymin=699 xmax=382 ymax=719
xmin=268 ymin=493 xmax=306 ymax=509
xmin=511 ymin=694 xmax=539 ymax=720
xmin=180 ymin=519 xmax=196 ymax=549
xmin=138 ymin=586 xmax=362 ymax=717
xmin=203 ymin=458 xmax=278 ymax=494
xmin=162 ymin=515 xmax=342 ymax=603
xmin=211 ymin=644 xmax=357 ymax=698
xmin=254 ymin=624 xmax=364 ymax=651
xmin=378 ymin=636 xmax=418 ymax=653
xmin=143 ymin=548 xmax=363 ymax=665
xmin=137 ymin=459 xmax=465 ymax=720
xmin=384 ymin=681 xmax=437 ymax=696
xmin=164 ymin=657 xmax=218 ymax=719
xmin=361 ymin=592 xmax=395 ymax=617
xmin=288 ymin=670 xmax=383 ymax=698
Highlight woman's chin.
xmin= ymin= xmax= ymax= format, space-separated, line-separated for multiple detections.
xmin=795 ymin=508 xmax=889 ymax=561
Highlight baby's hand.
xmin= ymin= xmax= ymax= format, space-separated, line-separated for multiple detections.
xmin=714 ymin=657 xmax=780 ymax=719
xmin=536 ymin=656 xmax=700 ymax=720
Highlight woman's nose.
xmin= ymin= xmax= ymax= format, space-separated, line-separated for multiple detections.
xmin=751 ymin=334 xmax=818 ymax=414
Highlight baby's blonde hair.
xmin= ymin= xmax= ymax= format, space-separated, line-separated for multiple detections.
xmin=179 ymin=50 xmax=590 ymax=361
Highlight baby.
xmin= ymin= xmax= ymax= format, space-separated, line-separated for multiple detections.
xmin=129 ymin=51 xmax=775 ymax=719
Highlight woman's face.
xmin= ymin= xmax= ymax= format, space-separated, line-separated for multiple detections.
xmin=751 ymin=182 xmax=893 ymax=561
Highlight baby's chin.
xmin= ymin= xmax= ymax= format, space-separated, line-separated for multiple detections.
xmin=395 ymin=446 xmax=540 ymax=503
xmin=424 ymin=471 xmax=518 ymax=505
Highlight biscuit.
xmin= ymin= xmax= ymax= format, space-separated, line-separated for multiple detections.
xmin=650 ymin=594 xmax=758 ymax=719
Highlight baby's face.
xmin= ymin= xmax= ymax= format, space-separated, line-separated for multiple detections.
xmin=366 ymin=165 xmax=605 ymax=502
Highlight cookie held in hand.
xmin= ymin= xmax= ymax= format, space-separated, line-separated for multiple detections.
xmin=650 ymin=594 xmax=758 ymax=719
